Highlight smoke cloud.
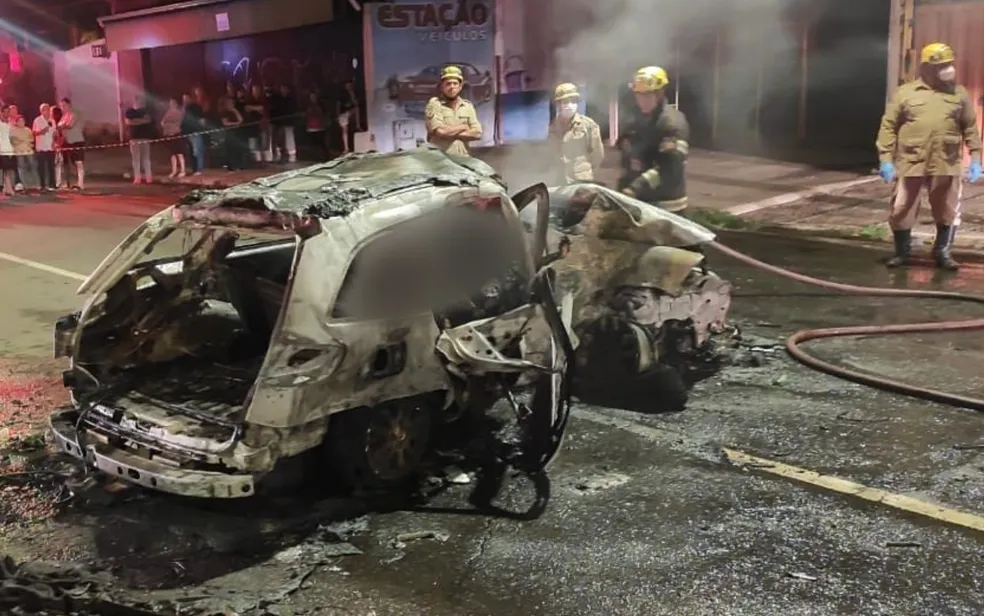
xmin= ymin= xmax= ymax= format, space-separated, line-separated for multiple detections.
xmin=492 ymin=0 xmax=802 ymax=188
xmin=491 ymin=0 xmax=887 ymax=189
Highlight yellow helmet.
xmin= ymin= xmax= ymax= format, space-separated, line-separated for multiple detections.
xmin=631 ymin=66 xmax=669 ymax=93
xmin=920 ymin=42 xmax=955 ymax=65
xmin=554 ymin=82 xmax=580 ymax=102
xmin=440 ymin=65 xmax=464 ymax=83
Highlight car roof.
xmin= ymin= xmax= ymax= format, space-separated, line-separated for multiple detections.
xmin=176 ymin=146 xmax=507 ymax=220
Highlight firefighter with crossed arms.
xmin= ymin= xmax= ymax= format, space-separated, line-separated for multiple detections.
xmin=877 ymin=42 xmax=983 ymax=270
xmin=617 ymin=66 xmax=690 ymax=214
xmin=425 ymin=65 xmax=483 ymax=157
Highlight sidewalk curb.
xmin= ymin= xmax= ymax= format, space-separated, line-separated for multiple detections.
xmin=713 ymin=225 xmax=984 ymax=266
xmin=725 ymin=176 xmax=880 ymax=216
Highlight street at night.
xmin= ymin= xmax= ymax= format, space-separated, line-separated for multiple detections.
xmin=2 ymin=0 xmax=984 ymax=612
xmin=1 ymin=181 xmax=984 ymax=614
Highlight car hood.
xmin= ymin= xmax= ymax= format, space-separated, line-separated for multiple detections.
xmin=76 ymin=207 xmax=177 ymax=296
xmin=521 ymin=184 xmax=716 ymax=248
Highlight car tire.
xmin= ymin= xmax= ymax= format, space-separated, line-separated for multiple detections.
xmin=572 ymin=315 xmax=689 ymax=413
xmin=324 ymin=395 xmax=436 ymax=492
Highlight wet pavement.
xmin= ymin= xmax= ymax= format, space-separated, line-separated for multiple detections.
xmin=1 ymin=188 xmax=984 ymax=614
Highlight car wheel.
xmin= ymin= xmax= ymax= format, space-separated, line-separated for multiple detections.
xmin=572 ymin=315 xmax=689 ymax=413
xmin=325 ymin=396 xmax=436 ymax=492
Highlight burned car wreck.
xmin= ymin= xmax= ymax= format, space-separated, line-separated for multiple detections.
xmin=519 ymin=183 xmax=733 ymax=412
xmin=48 ymin=147 xmax=732 ymax=499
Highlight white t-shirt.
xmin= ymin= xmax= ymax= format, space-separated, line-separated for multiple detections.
xmin=0 ymin=122 xmax=12 ymax=155
xmin=32 ymin=115 xmax=54 ymax=151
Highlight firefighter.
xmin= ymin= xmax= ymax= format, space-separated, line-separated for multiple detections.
xmin=876 ymin=42 xmax=982 ymax=270
xmin=617 ymin=66 xmax=690 ymax=214
xmin=424 ymin=65 xmax=483 ymax=156
xmin=550 ymin=83 xmax=605 ymax=184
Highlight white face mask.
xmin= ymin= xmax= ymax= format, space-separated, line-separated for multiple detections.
xmin=939 ymin=66 xmax=956 ymax=82
xmin=558 ymin=102 xmax=578 ymax=118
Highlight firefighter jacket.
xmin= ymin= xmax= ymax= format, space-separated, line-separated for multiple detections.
xmin=617 ymin=103 xmax=690 ymax=212
xmin=550 ymin=113 xmax=605 ymax=183
xmin=877 ymin=78 xmax=983 ymax=177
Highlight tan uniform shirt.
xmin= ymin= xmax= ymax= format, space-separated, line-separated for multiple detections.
xmin=550 ymin=113 xmax=605 ymax=182
xmin=424 ymin=96 xmax=481 ymax=156
xmin=877 ymin=78 xmax=983 ymax=177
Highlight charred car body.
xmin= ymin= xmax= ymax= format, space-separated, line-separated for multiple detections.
xmin=49 ymin=147 xmax=732 ymax=498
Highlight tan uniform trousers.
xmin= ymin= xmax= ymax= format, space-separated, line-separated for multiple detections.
xmin=889 ymin=176 xmax=962 ymax=231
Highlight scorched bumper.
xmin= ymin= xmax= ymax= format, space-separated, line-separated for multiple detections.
xmin=49 ymin=408 xmax=256 ymax=498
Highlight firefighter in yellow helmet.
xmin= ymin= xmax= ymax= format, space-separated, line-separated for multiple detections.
xmin=550 ymin=83 xmax=605 ymax=184
xmin=876 ymin=42 xmax=982 ymax=270
xmin=424 ymin=65 xmax=483 ymax=157
xmin=617 ymin=66 xmax=690 ymax=213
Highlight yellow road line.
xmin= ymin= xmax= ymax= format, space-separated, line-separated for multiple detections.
xmin=574 ymin=408 xmax=984 ymax=533
xmin=723 ymin=447 xmax=984 ymax=533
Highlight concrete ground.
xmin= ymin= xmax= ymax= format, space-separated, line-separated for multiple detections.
xmin=1 ymin=183 xmax=984 ymax=614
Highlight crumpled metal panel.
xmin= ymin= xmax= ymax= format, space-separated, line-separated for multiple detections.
xmin=179 ymin=146 xmax=506 ymax=220
xmin=435 ymin=303 xmax=559 ymax=377
xmin=524 ymin=183 xmax=716 ymax=248
xmin=608 ymin=275 xmax=733 ymax=346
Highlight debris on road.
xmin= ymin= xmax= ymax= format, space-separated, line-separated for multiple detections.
xmin=574 ymin=472 xmax=631 ymax=493
xmin=885 ymin=541 xmax=922 ymax=548
xmin=786 ymin=572 xmax=818 ymax=582
xmin=392 ymin=530 xmax=451 ymax=549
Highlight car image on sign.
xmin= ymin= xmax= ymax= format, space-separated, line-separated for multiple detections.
xmin=385 ymin=62 xmax=494 ymax=105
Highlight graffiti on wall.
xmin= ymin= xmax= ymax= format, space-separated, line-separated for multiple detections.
xmin=217 ymin=50 xmax=358 ymax=93
xmin=147 ymin=20 xmax=363 ymax=103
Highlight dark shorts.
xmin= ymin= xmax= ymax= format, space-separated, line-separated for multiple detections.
xmin=0 ymin=155 xmax=15 ymax=171
xmin=165 ymin=137 xmax=186 ymax=157
xmin=64 ymin=143 xmax=85 ymax=164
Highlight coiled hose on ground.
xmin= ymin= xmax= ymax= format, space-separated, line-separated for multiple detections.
xmin=708 ymin=241 xmax=984 ymax=411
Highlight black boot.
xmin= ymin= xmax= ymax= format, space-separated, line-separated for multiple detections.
xmin=886 ymin=229 xmax=911 ymax=268
xmin=933 ymin=225 xmax=960 ymax=270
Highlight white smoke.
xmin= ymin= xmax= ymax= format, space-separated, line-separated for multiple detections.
xmin=491 ymin=0 xmax=805 ymax=189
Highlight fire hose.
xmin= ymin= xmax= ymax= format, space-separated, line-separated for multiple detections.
xmin=708 ymin=241 xmax=984 ymax=411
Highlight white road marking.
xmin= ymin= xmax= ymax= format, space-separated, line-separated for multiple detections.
xmin=0 ymin=250 xmax=87 ymax=281
xmin=725 ymin=176 xmax=879 ymax=216
xmin=575 ymin=408 xmax=984 ymax=534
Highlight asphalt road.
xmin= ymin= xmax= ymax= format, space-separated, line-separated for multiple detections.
xmin=1 ymin=185 xmax=984 ymax=615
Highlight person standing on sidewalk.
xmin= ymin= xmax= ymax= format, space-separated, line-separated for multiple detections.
xmin=424 ymin=66 xmax=482 ymax=157
xmin=160 ymin=97 xmax=186 ymax=179
xmin=10 ymin=115 xmax=37 ymax=191
xmin=304 ymin=90 xmax=328 ymax=161
xmin=269 ymin=84 xmax=298 ymax=163
xmin=244 ymin=84 xmax=270 ymax=163
xmin=182 ymin=92 xmax=206 ymax=175
xmin=124 ymin=94 xmax=154 ymax=184
xmin=336 ymin=80 xmax=360 ymax=155
xmin=550 ymin=83 xmax=604 ymax=184
xmin=617 ymin=66 xmax=690 ymax=214
xmin=0 ymin=106 xmax=14 ymax=195
xmin=58 ymin=98 xmax=86 ymax=191
xmin=32 ymin=104 xmax=56 ymax=192
xmin=877 ymin=42 xmax=983 ymax=271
